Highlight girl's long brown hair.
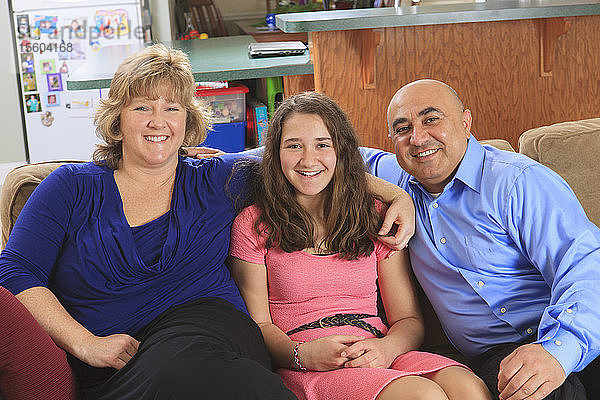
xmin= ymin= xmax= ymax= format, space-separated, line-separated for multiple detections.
xmin=254 ymin=91 xmax=382 ymax=260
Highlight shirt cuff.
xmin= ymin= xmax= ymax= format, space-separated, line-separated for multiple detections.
xmin=538 ymin=331 xmax=583 ymax=376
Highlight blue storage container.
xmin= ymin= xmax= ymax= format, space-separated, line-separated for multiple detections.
xmin=202 ymin=121 xmax=246 ymax=152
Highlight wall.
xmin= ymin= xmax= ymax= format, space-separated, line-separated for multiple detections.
xmin=214 ymin=0 xmax=266 ymax=20
xmin=0 ymin=0 xmax=27 ymax=167
xmin=150 ymin=0 xmax=177 ymax=42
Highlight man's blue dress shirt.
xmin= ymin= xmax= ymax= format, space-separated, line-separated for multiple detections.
xmin=362 ymin=137 xmax=600 ymax=376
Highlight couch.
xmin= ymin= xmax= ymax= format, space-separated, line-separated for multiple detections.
xmin=1 ymin=118 xmax=599 ymax=397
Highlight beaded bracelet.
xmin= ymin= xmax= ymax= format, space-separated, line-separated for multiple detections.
xmin=293 ymin=341 xmax=307 ymax=371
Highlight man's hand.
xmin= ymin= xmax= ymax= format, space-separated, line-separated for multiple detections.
xmin=377 ymin=194 xmax=416 ymax=250
xmin=182 ymin=146 xmax=225 ymax=159
xmin=341 ymin=338 xmax=397 ymax=369
xmin=297 ymin=335 xmax=364 ymax=371
xmin=498 ymin=343 xmax=566 ymax=400
xmin=78 ymin=334 xmax=140 ymax=370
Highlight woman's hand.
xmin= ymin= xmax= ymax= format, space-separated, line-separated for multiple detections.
xmin=78 ymin=333 xmax=140 ymax=370
xmin=297 ymin=335 xmax=364 ymax=371
xmin=340 ymin=337 xmax=398 ymax=369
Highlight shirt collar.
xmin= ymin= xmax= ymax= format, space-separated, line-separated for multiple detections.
xmin=453 ymin=135 xmax=484 ymax=194
xmin=408 ymin=135 xmax=485 ymax=195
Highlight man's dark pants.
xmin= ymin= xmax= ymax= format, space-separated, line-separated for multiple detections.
xmin=469 ymin=340 xmax=599 ymax=400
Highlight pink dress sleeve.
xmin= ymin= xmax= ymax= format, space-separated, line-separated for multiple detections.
xmin=230 ymin=205 xmax=268 ymax=264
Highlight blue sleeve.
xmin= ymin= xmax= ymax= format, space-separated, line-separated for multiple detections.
xmin=360 ymin=147 xmax=407 ymax=185
xmin=0 ymin=166 xmax=76 ymax=294
xmin=199 ymin=153 xmax=260 ymax=211
xmin=505 ymin=164 xmax=600 ymax=375
xmin=238 ymin=147 xmax=264 ymax=157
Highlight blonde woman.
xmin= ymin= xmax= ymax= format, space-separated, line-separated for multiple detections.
xmin=0 ymin=44 xmax=295 ymax=399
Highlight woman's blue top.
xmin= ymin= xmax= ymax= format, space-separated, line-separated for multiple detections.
xmin=0 ymin=155 xmax=249 ymax=336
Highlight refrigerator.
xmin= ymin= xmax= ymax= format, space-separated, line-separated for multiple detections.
xmin=10 ymin=0 xmax=152 ymax=162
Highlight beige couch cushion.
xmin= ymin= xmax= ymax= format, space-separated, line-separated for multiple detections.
xmin=0 ymin=161 xmax=85 ymax=249
xmin=480 ymin=138 xmax=515 ymax=152
xmin=519 ymin=118 xmax=600 ymax=228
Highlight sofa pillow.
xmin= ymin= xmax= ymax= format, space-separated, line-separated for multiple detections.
xmin=519 ymin=118 xmax=600 ymax=228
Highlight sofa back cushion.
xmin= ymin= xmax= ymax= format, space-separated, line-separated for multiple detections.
xmin=519 ymin=118 xmax=600 ymax=228
xmin=0 ymin=161 xmax=85 ymax=250
xmin=480 ymin=138 xmax=515 ymax=152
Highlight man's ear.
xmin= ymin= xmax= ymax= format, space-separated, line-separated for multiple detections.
xmin=462 ymin=109 xmax=473 ymax=137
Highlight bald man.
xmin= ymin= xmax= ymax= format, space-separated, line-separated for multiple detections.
xmin=362 ymin=80 xmax=600 ymax=400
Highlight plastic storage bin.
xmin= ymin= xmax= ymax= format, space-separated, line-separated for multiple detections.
xmin=196 ymin=83 xmax=249 ymax=124
xmin=202 ymin=121 xmax=246 ymax=153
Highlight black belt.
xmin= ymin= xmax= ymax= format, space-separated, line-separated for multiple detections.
xmin=286 ymin=313 xmax=384 ymax=338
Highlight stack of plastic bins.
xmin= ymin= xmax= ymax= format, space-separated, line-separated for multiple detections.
xmin=195 ymin=83 xmax=249 ymax=152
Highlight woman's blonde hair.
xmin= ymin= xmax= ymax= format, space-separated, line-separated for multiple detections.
xmin=93 ymin=43 xmax=211 ymax=169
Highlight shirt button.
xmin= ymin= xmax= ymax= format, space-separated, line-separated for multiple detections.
xmin=432 ymin=203 xmax=439 ymax=209
xmin=526 ymin=328 xmax=533 ymax=334
xmin=477 ymin=281 xmax=484 ymax=287
xmin=440 ymin=237 xmax=447 ymax=244
xmin=500 ymin=307 xmax=507 ymax=313
xmin=566 ymin=309 xmax=573 ymax=313
xmin=555 ymin=340 xmax=562 ymax=346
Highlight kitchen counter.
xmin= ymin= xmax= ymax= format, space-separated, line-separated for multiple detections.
xmin=67 ymin=35 xmax=313 ymax=90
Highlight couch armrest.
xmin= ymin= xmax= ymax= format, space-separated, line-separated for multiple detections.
xmin=1 ymin=161 xmax=86 ymax=250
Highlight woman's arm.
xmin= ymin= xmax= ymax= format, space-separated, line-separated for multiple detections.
xmin=366 ymin=174 xmax=415 ymax=249
xmin=228 ymin=256 xmax=363 ymax=371
xmin=227 ymin=256 xmax=294 ymax=368
xmin=342 ymin=249 xmax=425 ymax=368
xmin=16 ymin=286 xmax=139 ymax=370
xmin=1 ymin=166 xmax=139 ymax=370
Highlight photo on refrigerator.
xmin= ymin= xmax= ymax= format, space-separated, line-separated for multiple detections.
xmin=10 ymin=0 xmax=152 ymax=162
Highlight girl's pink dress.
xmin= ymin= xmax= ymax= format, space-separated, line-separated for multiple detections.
xmin=230 ymin=205 xmax=465 ymax=400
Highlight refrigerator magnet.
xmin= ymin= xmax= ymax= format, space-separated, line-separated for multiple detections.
xmin=41 ymin=111 xmax=55 ymax=127
xmin=68 ymin=18 xmax=86 ymax=40
xmin=25 ymin=93 xmax=41 ymax=113
xmin=23 ymin=72 xmax=37 ymax=92
xmin=69 ymin=42 xmax=86 ymax=60
xmin=34 ymin=15 xmax=58 ymax=35
xmin=58 ymin=40 xmax=70 ymax=61
xmin=59 ymin=61 xmax=69 ymax=74
xmin=16 ymin=15 xmax=30 ymax=39
xmin=40 ymin=59 xmax=56 ymax=74
xmin=20 ymin=53 xmax=35 ymax=73
xmin=46 ymin=73 xmax=62 ymax=91
xmin=44 ymin=92 xmax=60 ymax=108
